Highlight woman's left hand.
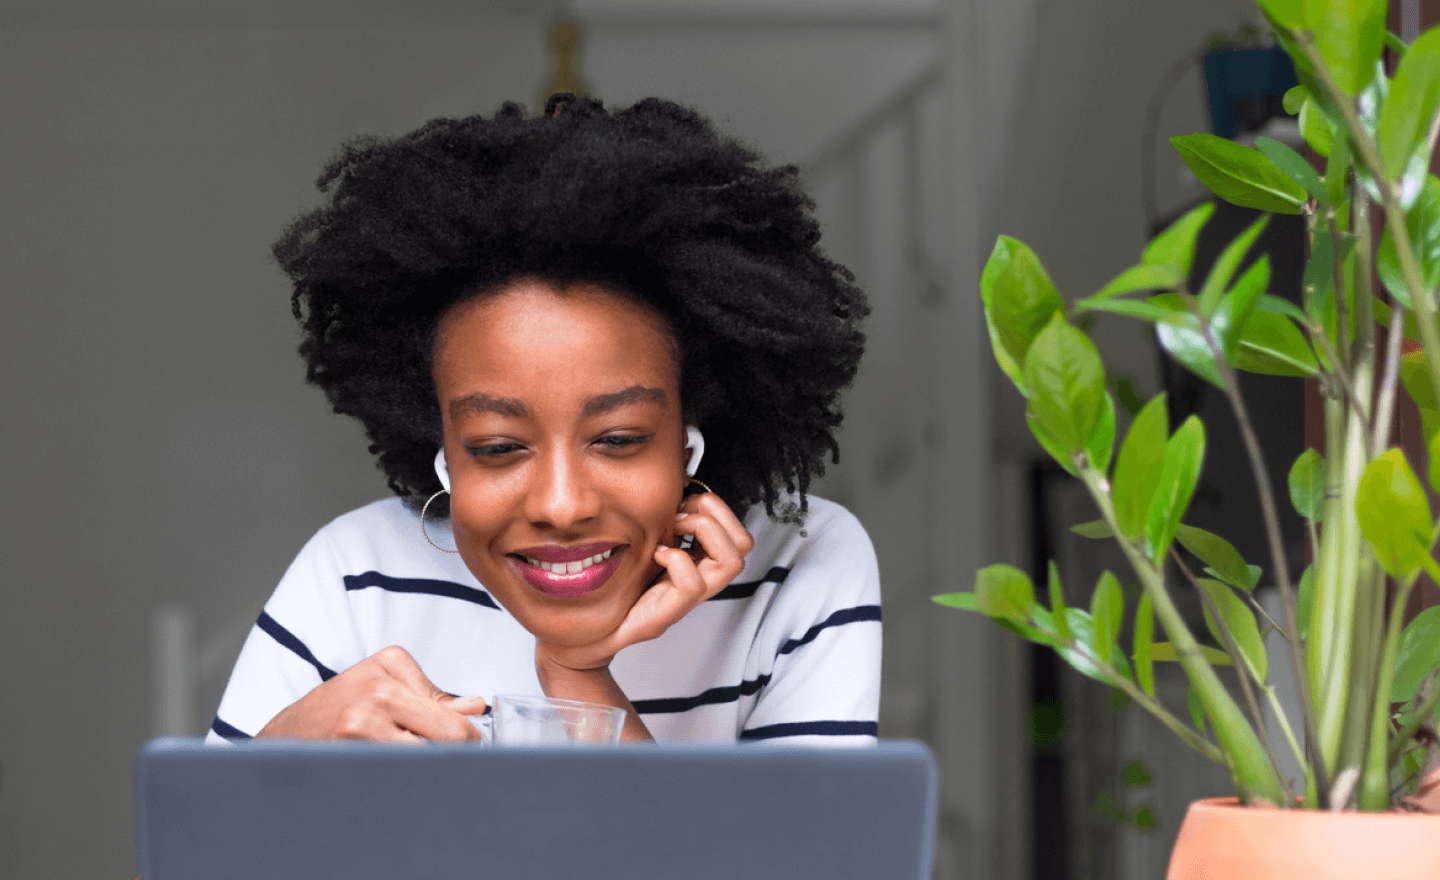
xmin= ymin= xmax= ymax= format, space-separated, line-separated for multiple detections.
xmin=536 ymin=490 xmax=754 ymax=673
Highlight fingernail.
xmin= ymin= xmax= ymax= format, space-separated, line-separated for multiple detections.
xmin=676 ymin=512 xmax=689 ymax=521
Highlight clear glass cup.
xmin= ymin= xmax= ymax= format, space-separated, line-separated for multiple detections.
xmin=473 ymin=695 xmax=626 ymax=746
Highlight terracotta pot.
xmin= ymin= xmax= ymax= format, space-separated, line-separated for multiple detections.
xmin=1166 ymin=797 xmax=1440 ymax=879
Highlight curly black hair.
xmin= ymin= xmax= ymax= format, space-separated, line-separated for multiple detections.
xmin=274 ymin=94 xmax=868 ymax=520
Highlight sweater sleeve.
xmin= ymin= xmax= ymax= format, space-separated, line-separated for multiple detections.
xmin=738 ymin=506 xmax=882 ymax=746
xmin=205 ymin=526 xmax=370 ymax=743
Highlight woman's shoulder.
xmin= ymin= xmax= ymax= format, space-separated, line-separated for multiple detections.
xmin=740 ymin=494 xmax=877 ymax=600
xmin=294 ymin=497 xmax=467 ymax=580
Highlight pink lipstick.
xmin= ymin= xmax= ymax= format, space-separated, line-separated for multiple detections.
xmin=510 ymin=543 xmax=624 ymax=598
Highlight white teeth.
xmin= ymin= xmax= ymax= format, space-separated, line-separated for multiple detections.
xmin=522 ymin=548 xmax=615 ymax=574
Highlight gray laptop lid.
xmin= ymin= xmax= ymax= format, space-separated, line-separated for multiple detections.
xmin=135 ymin=738 xmax=937 ymax=880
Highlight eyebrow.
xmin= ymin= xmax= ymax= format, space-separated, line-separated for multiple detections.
xmin=448 ymin=386 xmax=667 ymax=421
xmin=581 ymin=385 xmax=667 ymax=418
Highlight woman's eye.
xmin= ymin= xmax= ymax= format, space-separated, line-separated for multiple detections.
xmin=467 ymin=443 xmax=523 ymax=458
xmin=595 ymin=434 xmax=649 ymax=451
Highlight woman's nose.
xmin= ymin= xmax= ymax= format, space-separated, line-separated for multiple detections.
xmin=525 ymin=448 xmax=600 ymax=529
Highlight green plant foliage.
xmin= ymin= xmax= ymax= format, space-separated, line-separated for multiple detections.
xmin=1152 ymin=294 xmax=1226 ymax=388
xmin=1091 ymin=264 xmax=1183 ymax=301
xmin=1134 ymin=591 xmax=1156 ymax=696
xmin=1199 ymin=579 xmax=1269 ymax=680
xmin=1024 ymin=314 xmax=1108 ymax=454
xmin=1256 ymin=136 xmax=1327 ymax=204
xmin=1377 ymin=175 xmax=1440 ymax=309
xmin=1044 ymin=561 xmax=1071 ymax=642
xmin=1357 ymin=449 xmax=1433 ymax=579
xmin=1121 ymin=757 xmax=1153 ymax=788
xmin=1301 ymin=93 xmax=1337 ymax=157
xmin=1400 ymin=351 xmax=1440 ymax=443
xmin=1058 ymin=607 xmax=1131 ymax=686
xmin=980 ymin=236 xmax=1065 ymax=396
xmin=1198 ymin=216 xmax=1270 ymax=317
xmin=1231 ymin=310 xmax=1321 ymax=376
xmin=1214 ymin=257 xmax=1272 ymax=359
xmin=973 ymin=564 xmax=1036 ymax=622
xmin=1070 ymin=519 xmax=1114 ymax=539
xmin=1176 ymin=524 xmax=1253 ymax=591
xmin=1144 ymin=416 xmax=1206 ymax=563
xmin=1309 ymin=0 xmax=1386 ymax=97
xmin=1171 ymin=134 xmax=1307 ymax=216
xmin=1152 ymin=642 xmax=1234 ymax=665
xmin=1392 ymin=606 xmax=1440 ymax=703
xmin=1378 ymin=27 xmax=1440 ymax=182
xmin=1112 ymin=394 xmax=1169 ymax=540
xmin=1187 ymin=684 xmax=1209 ymax=736
xmin=1143 ymin=203 xmax=1216 ymax=278
xmin=1295 ymin=564 xmax=1315 ymax=642
xmin=1289 ymin=448 xmax=1328 ymax=521
xmin=1091 ymin=571 xmax=1125 ymax=667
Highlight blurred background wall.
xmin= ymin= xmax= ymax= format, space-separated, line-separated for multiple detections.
xmin=1 ymin=0 xmax=1254 ymax=877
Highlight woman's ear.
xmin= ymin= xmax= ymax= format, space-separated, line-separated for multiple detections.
xmin=684 ymin=425 xmax=705 ymax=477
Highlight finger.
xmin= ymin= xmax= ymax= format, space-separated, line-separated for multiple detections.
xmin=676 ymin=514 xmax=746 ymax=590
xmin=686 ymin=492 xmax=754 ymax=556
xmin=372 ymin=645 xmax=456 ymax=704
xmin=368 ymin=676 xmax=484 ymax=743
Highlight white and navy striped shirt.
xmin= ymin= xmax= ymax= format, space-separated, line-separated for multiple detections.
xmin=207 ymin=494 xmax=881 ymax=746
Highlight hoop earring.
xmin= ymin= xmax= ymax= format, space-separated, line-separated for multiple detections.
xmin=421 ymin=489 xmax=460 ymax=554
xmin=685 ymin=478 xmax=712 ymax=496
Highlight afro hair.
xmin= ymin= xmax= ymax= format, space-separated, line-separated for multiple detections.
xmin=274 ymin=94 xmax=868 ymax=520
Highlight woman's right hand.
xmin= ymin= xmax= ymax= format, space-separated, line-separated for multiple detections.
xmin=256 ymin=645 xmax=487 ymax=743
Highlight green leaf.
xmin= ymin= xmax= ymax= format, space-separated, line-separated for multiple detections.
xmin=1090 ymin=571 xmax=1124 ymax=668
xmin=1357 ymin=448 xmax=1433 ymax=578
xmin=1153 ymin=642 xmax=1234 ymax=666
xmin=1144 ymin=416 xmax=1206 ymax=564
xmin=1301 ymin=94 xmax=1336 ymax=158
xmin=1059 ymin=608 xmax=1131 ymax=686
xmin=1309 ymin=0 xmax=1387 ymax=97
xmin=1048 ymin=560 xmax=1072 ymax=643
xmin=1295 ymin=564 xmax=1315 ymax=642
xmin=1151 ymin=294 xmax=1226 ymax=389
xmin=1112 ymin=393 xmax=1169 ymax=540
xmin=1427 ymin=431 xmax=1440 ymax=497
xmin=1199 ymin=578 xmax=1268 ymax=681
xmin=1213 ymin=257 xmax=1272 ymax=361
xmin=1324 ymin=125 xmax=1350 ymax=201
xmin=933 ymin=591 xmax=977 ymax=610
xmin=1024 ymin=313 xmax=1107 ymax=454
xmin=1289 ymin=448 xmax=1328 ymax=521
xmin=1134 ymin=804 xmax=1159 ymax=833
xmin=1134 ymin=591 xmax=1155 ymax=697
xmin=1282 ymin=83 xmax=1309 ymax=115
xmin=1302 ymin=225 xmax=1336 ymax=314
xmin=1070 ymin=519 xmax=1114 ymax=539
xmin=974 ymin=564 xmax=1036 ymax=622
xmin=1377 ymin=175 xmax=1440 ymax=310
xmin=1377 ymin=26 xmax=1440 ymax=182
xmin=1400 ymin=350 xmax=1440 ymax=446
xmin=1073 ymin=297 xmax=1175 ymax=322
xmin=1255 ymin=135 xmax=1327 ymax=204
xmin=1121 ymin=757 xmax=1153 ymax=788
xmin=1256 ymin=293 xmax=1309 ymax=325
xmin=1091 ymin=264 xmax=1183 ymax=300
xmin=1030 ymin=417 xmax=1082 ymax=477
xmin=1256 ymin=0 xmax=1306 ymax=28
xmin=1232 ymin=310 xmax=1320 ymax=377
xmin=981 ymin=236 xmax=1066 ymax=396
xmin=1143 ymin=202 xmax=1216 ymax=279
xmin=1198 ymin=215 xmax=1269 ymax=318
xmin=1393 ymin=606 xmax=1440 ymax=703
xmin=1089 ymin=392 xmax=1117 ymax=477
xmin=1175 ymin=524 xmax=1253 ymax=592
xmin=1171 ymin=134 xmax=1306 ymax=216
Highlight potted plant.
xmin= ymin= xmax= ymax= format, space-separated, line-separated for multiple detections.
xmin=936 ymin=2 xmax=1440 ymax=876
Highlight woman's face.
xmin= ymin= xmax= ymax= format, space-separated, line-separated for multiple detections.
xmin=432 ymin=277 xmax=687 ymax=647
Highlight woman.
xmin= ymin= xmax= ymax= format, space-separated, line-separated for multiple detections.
xmin=208 ymin=94 xmax=881 ymax=746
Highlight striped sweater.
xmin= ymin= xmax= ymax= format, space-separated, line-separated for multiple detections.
xmin=207 ymin=494 xmax=881 ymax=745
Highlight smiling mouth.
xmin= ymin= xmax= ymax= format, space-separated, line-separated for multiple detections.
xmin=508 ymin=547 xmax=625 ymax=598
xmin=517 ymin=547 xmax=614 ymax=574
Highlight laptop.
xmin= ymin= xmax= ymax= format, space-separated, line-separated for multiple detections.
xmin=135 ymin=737 xmax=937 ymax=880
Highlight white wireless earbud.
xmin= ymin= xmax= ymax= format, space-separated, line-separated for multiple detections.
xmin=434 ymin=447 xmax=451 ymax=492
xmin=684 ymin=425 xmax=705 ymax=478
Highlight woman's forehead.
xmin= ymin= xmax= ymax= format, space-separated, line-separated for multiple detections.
xmin=432 ymin=277 xmax=681 ymax=407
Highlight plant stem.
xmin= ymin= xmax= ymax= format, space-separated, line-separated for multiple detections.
xmin=1172 ymin=548 xmax=1294 ymax=798
xmin=1078 ymin=462 xmax=1287 ymax=805
xmin=1372 ymin=301 xmax=1407 ymax=455
xmin=1360 ymin=565 xmax=1426 ymax=808
xmin=1388 ymin=680 xmax=1440 ymax=765
xmin=1212 ymin=355 xmax=1329 ymax=801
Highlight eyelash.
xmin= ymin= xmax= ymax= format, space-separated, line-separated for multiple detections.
xmin=464 ymin=434 xmax=651 ymax=459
